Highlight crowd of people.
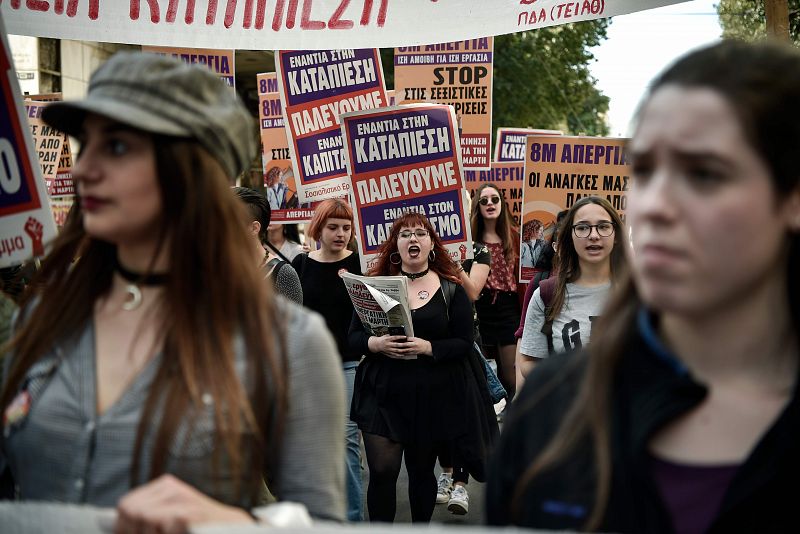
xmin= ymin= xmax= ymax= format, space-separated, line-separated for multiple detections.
xmin=1 ymin=38 xmax=800 ymax=533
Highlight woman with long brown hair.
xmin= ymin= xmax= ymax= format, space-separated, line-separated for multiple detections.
xmin=0 ymin=52 xmax=345 ymax=530
xmin=487 ymin=40 xmax=800 ymax=532
xmin=517 ymin=196 xmax=626 ymax=378
xmin=349 ymin=212 xmax=495 ymax=523
xmin=469 ymin=184 xmax=521 ymax=405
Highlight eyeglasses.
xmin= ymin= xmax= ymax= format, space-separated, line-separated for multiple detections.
xmin=398 ymin=229 xmax=430 ymax=239
xmin=572 ymin=222 xmax=615 ymax=238
xmin=479 ymin=195 xmax=500 ymax=206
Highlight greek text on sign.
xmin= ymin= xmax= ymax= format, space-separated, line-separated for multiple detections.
xmin=520 ymin=135 xmax=629 ymax=283
xmin=276 ymin=48 xmax=387 ymax=203
xmin=395 ymin=38 xmax=493 ymax=171
xmin=341 ymin=103 xmax=473 ymax=273
xmin=2 ymin=1 xmax=689 ymax=50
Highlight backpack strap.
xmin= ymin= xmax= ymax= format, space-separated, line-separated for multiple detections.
xmin=538 ymin=276 xmax=558 ymax=354
xmin=439 ymin=277 xmax=457 ymax=322
xmin=267 ymin=259 xmax=287 ymax=284
xmin=296 ymin=252 xmax=308 ymax=279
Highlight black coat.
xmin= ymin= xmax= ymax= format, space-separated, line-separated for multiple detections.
xmin=487 ymin=309 xmax=800 ymax=532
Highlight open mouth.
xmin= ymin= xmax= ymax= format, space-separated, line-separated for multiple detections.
xmin=585 ymin=245 xmax=603 ymax=252
xmin=408 ymin=245 xmax=421 ymax=258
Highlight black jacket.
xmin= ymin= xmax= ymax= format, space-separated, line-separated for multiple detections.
xmin=486 ymin=309 xmax=800 ymax=532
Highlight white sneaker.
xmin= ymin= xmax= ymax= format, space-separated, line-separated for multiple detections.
xmin=448 ymin=484 xmax=469 ymax=515
xmin=435 ymin=473 xmax=453 ymax=504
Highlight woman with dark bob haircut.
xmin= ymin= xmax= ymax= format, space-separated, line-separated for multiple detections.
xmin=487 ymin=39 xmax=800 ymax=533
xmin=350 ymin=212 xmax=496 ymax=523
xmin=0 ymin=52 xmax=345 ymax=531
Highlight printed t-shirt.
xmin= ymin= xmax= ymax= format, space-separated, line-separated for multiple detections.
xmin=520 ymin=282 xmax=610 ymax=358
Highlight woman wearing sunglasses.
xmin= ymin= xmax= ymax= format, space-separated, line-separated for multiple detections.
xmin=517 ymin=196 xmax=626 ymax=379
xmin=469 ymin=184 xmax=522 ymax=404
xmin=349 ymin=213 xmax=494 ymax=523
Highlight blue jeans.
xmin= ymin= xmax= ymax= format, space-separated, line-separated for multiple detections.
xmin=343 ymin=360 xmax=364 ymax=521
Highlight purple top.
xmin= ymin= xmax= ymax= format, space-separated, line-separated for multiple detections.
xmin=650 ymin=455 xmax=739 ymax=534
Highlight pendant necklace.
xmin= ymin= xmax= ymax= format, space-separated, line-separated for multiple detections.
xmin=115 ymin=258 xmax=169 ymax=311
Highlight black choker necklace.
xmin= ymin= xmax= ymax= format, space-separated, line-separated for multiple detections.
xmin=400 ymin=267 xmax=429 ymax=280
xmin=114 ymin=258 xmax=168 ymax=311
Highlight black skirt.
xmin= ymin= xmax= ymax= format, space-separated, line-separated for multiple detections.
xmin=476 ymin=290 xmax=521 ymax=346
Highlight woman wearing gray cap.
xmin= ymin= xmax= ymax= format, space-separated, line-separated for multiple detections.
xmin=0 ymin=52 xmax=345 ymax=530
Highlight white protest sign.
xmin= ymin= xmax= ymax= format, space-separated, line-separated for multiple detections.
xmin=0 ymin=10 xmax=57 ymax=267
xmin=3 ymin=1 xmax=689 ymax=50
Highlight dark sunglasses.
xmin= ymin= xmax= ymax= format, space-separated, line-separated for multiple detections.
xmin=479 ymin=195 xmax=501 ymax=206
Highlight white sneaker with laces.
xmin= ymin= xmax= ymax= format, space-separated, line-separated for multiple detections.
xmin=448 ymin=484 xmax=469 ymax=515
xmin=435 ymin=473 xmax=453 ymax=504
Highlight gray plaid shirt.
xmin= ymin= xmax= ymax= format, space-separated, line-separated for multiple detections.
xmin=1 ymin=299 xmax=345 ymax=521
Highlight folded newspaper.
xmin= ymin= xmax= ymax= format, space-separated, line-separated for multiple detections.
xmin=341 ymin=273 xmax=415 ymax=358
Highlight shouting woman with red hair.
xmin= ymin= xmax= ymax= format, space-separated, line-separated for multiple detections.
xmin=349 ymin=213 xmax=496 ymax=523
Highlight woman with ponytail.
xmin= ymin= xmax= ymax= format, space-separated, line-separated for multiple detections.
xmin=487 ymin=40 xmax=800 ymax=532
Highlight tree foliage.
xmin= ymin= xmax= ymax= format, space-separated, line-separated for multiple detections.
xmin=380 ymin=18 xmax=610 ymax=139
xmin=717 ymin=0 xmax=800 ymax=44
xmin=493 ymin=20 xmax=610 ymax=137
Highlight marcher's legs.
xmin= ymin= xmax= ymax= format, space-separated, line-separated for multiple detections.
xmin=363 ymin=432 xmax=403 ymax=522
xmin=493 ymin=343 xmax=517 ymax=402
xmin=484 ymin=344 xmax=516 ymax=402
xmin=343 ymin=361 xmax=363 ymax=521
xmin=404 ymin=441 xmax=438 ymax=522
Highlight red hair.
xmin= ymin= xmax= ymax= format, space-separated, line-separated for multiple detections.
xmin=307 ymin=198 xmax=353 ymax=241
xmin=368 ymin=212 xmax=461 ymax=283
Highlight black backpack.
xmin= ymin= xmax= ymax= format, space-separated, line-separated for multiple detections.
xmin=538 ymin=276 xmax=558 ymax=354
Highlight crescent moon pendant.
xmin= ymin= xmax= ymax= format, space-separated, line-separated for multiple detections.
xmin=122 ymin=284 xmax=143 ymax=311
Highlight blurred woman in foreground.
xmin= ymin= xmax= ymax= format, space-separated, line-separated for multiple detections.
xmin=0 ymin=52 xmax=345 ymax=531
xmin=488 ymin=40 xmax=800 ymax=532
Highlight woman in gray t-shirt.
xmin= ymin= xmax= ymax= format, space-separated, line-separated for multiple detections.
xmin=519 ymin=197 xmax=627 ymax=375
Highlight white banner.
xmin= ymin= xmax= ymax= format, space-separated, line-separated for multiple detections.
xmin=2 ymin=1 xmax=689 ymax=50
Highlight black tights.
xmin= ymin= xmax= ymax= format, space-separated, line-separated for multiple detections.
xmin=363 ymin=432 xmax=438 ymax=523
xmin=437 ymin=443 xmax=469 ymax=484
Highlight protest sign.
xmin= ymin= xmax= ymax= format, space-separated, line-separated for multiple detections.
xmin=0 ymin=13 xmax=57 ymax=267
xmin=395 ymin=38 xmax=493 ymax=170
xmin=24 ymin=93 xmax=75 ymax=197
xmin=341 ymin=272 xmax=415 ymax=352
xmin=464 ymin=161 xmax=525 ymax=230
xmin=520 ymin=135 xmax=629 ymax=282
xmin=276 ymin=48 xmax=387 ymax=203
xmin=258 ymin=71 xmax=313 ymax=223
xmin=494 ymin=127 xmax=562 ymax=162
xmin=341 ymin=103 xmax=472 ymax=272
xmin=22 ymin=100 xmax=64 ymax=187
xmin=2 ymin=1 xmax=689 ymax=50
xmin=49 ymin=196 xmax=74 ymax=227
xmin=142 ymin=46 xmax=235 ymax=87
